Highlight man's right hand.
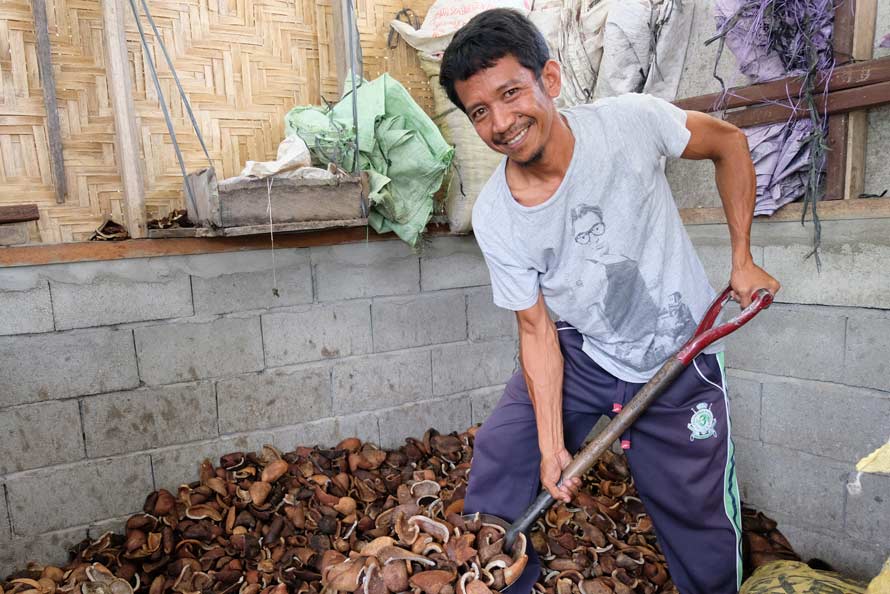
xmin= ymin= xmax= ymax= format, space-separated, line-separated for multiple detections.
xmin=541 ymin=447 xmax=581 ymax=503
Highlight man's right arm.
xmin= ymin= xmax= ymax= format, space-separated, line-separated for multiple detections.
xmin=516 ymin=293 xmax=580 ymax=502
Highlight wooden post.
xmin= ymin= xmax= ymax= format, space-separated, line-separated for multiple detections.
xmin=844 ymin=0 xmax=877 ymax=199
xmin=30 ymin=0 xmax=67 ymax=204
xmin=824 ymin=0 xmax=857 ymax=200
xmin=331 ymin=0 xmax=361 ymax=93
xmin=101 ymin=0 xmax=147 ymax=238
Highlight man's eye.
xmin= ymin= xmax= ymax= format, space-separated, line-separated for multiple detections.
xmin=471 ymin=108 xmax=486 ymax=121
xmin=505 ymin=88 xmax=519 ymax=98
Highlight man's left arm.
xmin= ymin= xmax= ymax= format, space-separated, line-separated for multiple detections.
xmin=680 ymin=110 xmax=781 ymax=307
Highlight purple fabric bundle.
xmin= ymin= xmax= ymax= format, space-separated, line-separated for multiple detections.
xmin=712 ymin=0 xmax=835 ymax=215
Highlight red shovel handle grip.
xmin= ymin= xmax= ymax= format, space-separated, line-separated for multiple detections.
xmin=676 ymin=286 xmax=773 ymax=365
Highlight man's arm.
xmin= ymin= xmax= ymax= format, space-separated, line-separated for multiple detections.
xmin=516 ymin=293 xmax=580 ymax=502
xmin=680 ymin=111 xmax=781 ymax=306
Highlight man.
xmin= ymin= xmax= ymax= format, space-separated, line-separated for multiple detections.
xmin=439 ymin=9 xmax=781 ymax=594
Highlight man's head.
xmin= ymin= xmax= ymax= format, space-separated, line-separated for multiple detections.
xmin=571 ymin=204 xmax=607 ymax=256
xmin=440 ymin=9 xmax=562 ymax=166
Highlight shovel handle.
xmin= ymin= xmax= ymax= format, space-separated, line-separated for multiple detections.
xmin=503 ymin=286 xmax=773 ymax=550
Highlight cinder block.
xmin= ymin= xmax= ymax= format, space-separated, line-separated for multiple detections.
xmin=262 ymin=302 xmax=371 ymax=367
xmin=51 ymin=275 xmax=193 ymax=330
xmin=0 ymin=526 xmax=88 ymax=578
xmin=733 ymin=439 xmax=848 ymax=532
xmin=723 ymin=304 xmax=845 ymax=382
xmin=844 ymin=316 xmax=890 ymax=392
xmin=419 ymin=236 xmax=490 ymax=291
xmin=151 ymin=432 xmax=275 ymax=491
xmin=88 ymin=515 xmax=129 ymax=540
xmin=467 ymin=287 xmax=516 ymax=342
xmin=1 ymin=483 xmax=10 ymax=544
xmin=6 ymin=454 xmax=153 ymax=536
xmin=0 ymin=282 xmax=53 ymax=336
xmin=332 ymin=350 xmax=432 ymax=414
xmin=0 ymin=222 xmax=30 ymax=246
xmin=0 ymin=328 xmax=139 ymax=407
xmin=432 ymin=340 xmax=517 ymax=396
xmin=372 ymin=292 xmax=466 ymax=352
xmin=764 ymin=243 xmax=890 ymax=309
xmin=666 ymin=159 xmax=721 ymax=210
xmin=313 ymin=241 xmax=419 ymax=301
xmin=725 ymin=373 xmax=761 ymax=441
xmin=376 ymin=396 xmax=472 ymax=449
xmin=845 ymin=472 xmax=890 ymax=545
xmin=469 ymin=386 xmax=505 ymax=425
xmin=761 ymin=379 xmax=890 ymax=463
xmin=135 ymin=317 xmax=263 ymax=385
xmin=216 ymin=366 xmax=332 ymax=433
xmin=0 ymin=401 xmax=84 ymax=474
xmin=191 ymin=252 xmax=313 ymax=314
xmin=687 ymin=243 xmax=766 ymax=294
xmin=781 ymin=521 xmax=886 ymax=580
xmin=81 ymin=382 xmax=218 ymax=457
xmin=270 ymin=413 xmax=380 ymax=451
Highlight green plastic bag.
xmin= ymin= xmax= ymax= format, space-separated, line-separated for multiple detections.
xmin=285 ymin=75 xmax=453 ymax=248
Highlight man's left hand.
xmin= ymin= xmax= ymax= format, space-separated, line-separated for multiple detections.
xmin=730 ymin=258 xmax=781 ymax=308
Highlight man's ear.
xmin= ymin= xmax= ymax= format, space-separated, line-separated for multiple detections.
xmin=540 ymin=59 xmax=562 ymax=99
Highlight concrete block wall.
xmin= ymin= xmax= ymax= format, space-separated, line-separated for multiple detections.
xmin=0 ymin=237 xmax=517 ymax=574
xmin=3 ymin=221 xmax=890 ymax=579
xmin=691 ymin=218 xmax=890 ymax=578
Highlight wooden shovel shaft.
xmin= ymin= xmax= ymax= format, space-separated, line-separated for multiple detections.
xmin=503 ymin=358 xmax=685 ymax=549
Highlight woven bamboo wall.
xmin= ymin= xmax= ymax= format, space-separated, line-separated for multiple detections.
xmin=0 ymin=0 xmax=435 ymax=243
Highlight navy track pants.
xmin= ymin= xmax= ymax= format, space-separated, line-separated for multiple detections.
xmin=463 ymin=323 xmax=743 ymax=594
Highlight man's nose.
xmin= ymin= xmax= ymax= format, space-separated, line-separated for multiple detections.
xmin=490 ymin=106 xmax=513 ymax=135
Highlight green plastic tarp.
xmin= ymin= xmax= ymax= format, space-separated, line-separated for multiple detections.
xmin=285 ymin=74 xmax=453 ymax=248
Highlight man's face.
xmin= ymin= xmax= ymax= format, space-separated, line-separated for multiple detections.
xmin=453 ymin=55 xmax=561 ymax=166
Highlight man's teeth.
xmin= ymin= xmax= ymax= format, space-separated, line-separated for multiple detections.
xmin=506 ymin=126 xmax=529 ymax=146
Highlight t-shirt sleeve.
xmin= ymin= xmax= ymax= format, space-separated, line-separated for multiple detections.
xmin=625 ymin=93 xmax=691 ymax=159
xmin=475 ymin=231 xmax=539 ymax=311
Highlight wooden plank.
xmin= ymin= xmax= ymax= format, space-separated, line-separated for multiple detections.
xmin=673 ymin=56 xmax=890 ymax=113
xmin=30 ymin=0 xmax=67 ymax=204
xmin=0 ymin=224 xmax=451 ymax=268
xmin=148 ymin=218 xmax=368 ymax=238
xmin=824 ymin=114 xmax=849 ymax=201
xmin=723 ymin=79 xmax=890 ymax=127
xmin=101 ymin=0 xmax=147 ymax=239
xmin=0 ymin=204 xmax=40 ymax=224
xmin=845 ymin=0 xmax=878 ymax=199
xmin=680 ymin=196 xmax=890 ymax=225
xmin=833 ymin=0 xmax=857 ymax=65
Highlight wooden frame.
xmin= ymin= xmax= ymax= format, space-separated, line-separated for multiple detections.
xmin=673 ymin=0 xmax=888 ymax=224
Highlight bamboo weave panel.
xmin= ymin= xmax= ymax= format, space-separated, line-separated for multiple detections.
xmin=0 ymin=0 xmax=434 ymax=243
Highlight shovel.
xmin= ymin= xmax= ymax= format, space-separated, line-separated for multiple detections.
xmin=465 ymin=286 xmax=773 ymax=557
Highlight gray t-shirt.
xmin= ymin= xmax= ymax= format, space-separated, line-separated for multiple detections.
xmin=472 ymin=93 xmax=718 ymax=383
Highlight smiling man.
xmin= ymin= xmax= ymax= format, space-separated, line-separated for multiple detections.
xmin=439 ymin=9 xmax=780 ymax=594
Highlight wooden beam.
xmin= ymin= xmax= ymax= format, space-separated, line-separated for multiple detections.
xmin=0 ymin=204 xmax=40 ymax=224
xmin=0 ymin=224 xmax=450 ymax=268
xmin=845 ymin=0 xmax=878 ymax=199
xmin=823 ymin=0 xmax=859 ymax=200
xmin=30 ymin=0 xmax=67 ymax=204
xmin=824 ymin=114 xmax=849 ymax=200
xmin=101 ymin=0 xmax=147 ymax=239
xmin=680 ymin=196 xmax=890 ymax=225
xmin=722 ymin=79 xmax=890 ymax=127
xmin=673 ymin=56 xmax=890 ymax=113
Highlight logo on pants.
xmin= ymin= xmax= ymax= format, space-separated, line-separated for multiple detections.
xmin=688 ymin=402 xmax=717 ymax=441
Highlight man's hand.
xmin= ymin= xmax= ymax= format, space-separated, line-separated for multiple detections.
xmin=730 ymin=257 xmax=781 ymax=308
xmin=541 ymin=448 xmax=581 ymax=503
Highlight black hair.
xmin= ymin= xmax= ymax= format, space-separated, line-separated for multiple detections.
xmin=570 ymin=204 xmax=603 ymax=224
xmin=439 ymin=8 xmax=550 ymax=113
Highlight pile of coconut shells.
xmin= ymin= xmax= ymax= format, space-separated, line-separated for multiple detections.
xmin=0 ymin=428 xmax=796 ymax=594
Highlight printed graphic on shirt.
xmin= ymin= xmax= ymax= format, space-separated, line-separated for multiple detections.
xmin=567 ymin=204 xmax=697 ymax=372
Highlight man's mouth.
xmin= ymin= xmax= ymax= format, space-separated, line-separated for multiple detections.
xmin=498 ymin=123 xmax=531 ymax=148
